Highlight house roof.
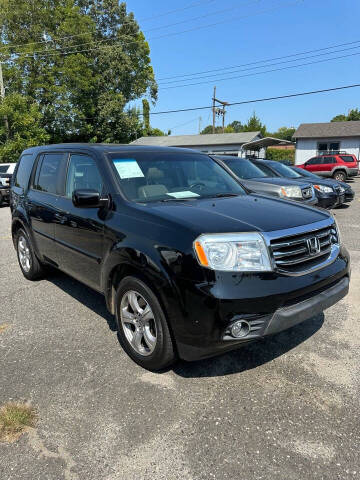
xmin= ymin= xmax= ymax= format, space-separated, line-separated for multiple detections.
xmin=293 ymin=121 xmax=360 ymax=139
xmin=131 ymin=132 xmax=261 ymax=147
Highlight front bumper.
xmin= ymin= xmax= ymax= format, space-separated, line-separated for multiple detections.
xmin=347 ymin=168 xmax=359 ymax=177
xmin=174 ymin=248 xmax=350 ymax=361
xmin=0 ymin=188 xmax=10 ymax=202
xmin=344 ymin=190 xmax=355 ymax=203
xmin=316 ymin=192 xmax=340 ymax=209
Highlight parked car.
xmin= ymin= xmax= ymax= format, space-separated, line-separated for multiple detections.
xmin=248 ymin=158 xmax=343 ymax=209
xmin=11 ymin=145 xmax=350 ymax=370
xmin=214 ymin=156 xmax=318 ymax=205
xmin=0 ymin=163 xmax=16 ymax=186
xmin=291 ymin=167 xmax=355 ymax=205
xmin=297 ymin=153 xmax=359 ymax=181
xmin=0 ymin=174 xmax=12 ymax=206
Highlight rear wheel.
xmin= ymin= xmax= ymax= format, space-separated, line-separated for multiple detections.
xmin=16 ymin=228 xmax=46 ymax=280
xmin=333 ymin=170 xmax=346 ymax=182
xmin=115 ymin=276 xmax=176 ymax=371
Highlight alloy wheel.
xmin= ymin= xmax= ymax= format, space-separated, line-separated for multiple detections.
xmin=120 ymin=290 xmax=157 ymax=356
xmin=18 ymin=235 xmax=31 ymax=273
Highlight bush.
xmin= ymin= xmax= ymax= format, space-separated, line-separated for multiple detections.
xmin=266 ymin=148 xmax=295 ymax=164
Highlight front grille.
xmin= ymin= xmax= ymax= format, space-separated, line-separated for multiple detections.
xmin=270 ymin=224 xmax=337 ymax=274
xmin=301 ymin=187 xmax=313 ymax=199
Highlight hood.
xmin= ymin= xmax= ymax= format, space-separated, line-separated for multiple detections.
xmin=141 ymin=194 xmax=330 ymax=235
xmin=244 ymin=177 xmax=311 ymax=188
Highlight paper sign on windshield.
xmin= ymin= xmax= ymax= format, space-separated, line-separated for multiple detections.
xmin=167 ymin=191 xmax=200 ymax=199
xmin=113 ymin=159 xmax=144 ymax=179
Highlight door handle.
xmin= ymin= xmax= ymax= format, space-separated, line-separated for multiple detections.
xmin=55 ymin=213 xmax=67 ymax=224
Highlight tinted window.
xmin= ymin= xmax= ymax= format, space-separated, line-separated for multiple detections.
xmin=65 ymin=154 xmax=103 ymax=198
xmin=0 ymin=165 xmax=9 ymax=173
xmin=223 ymin=158 xmax=267 ymax=179
xmin=340 ymin=155 xmax=356 ymax=163
xmin=14 ymin=155 xmax=35 ymax=189
xmin=323 ymin=156 xmax=336 ymax=164
xmin=252 ymin=162 xmax=276 ymax=176
xmin=109 ymin=152 xmax=245 ymax=202
xmin=34 ymin=153 xmax=63 ymax=194
xmin=268 ymin=162 xmax=302 ymax=178
xmin=292 ymin=168 xmax=319 ymax=179
xmin=307 ymin=157 xmax=321 ymax=165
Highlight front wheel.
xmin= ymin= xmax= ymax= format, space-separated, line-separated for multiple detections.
xmin=115 ymin=276 xmax=176 ymax=371
xmin=333 ymin=170 xmax=346 ymax=182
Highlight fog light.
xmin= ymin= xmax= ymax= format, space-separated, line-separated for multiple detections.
xmin=230 ymin=320 xmax=251 ymax=338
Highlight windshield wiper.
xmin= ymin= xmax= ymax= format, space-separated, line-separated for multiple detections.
xmin=160 ymin=197 xmax=195 ymax=202
xmin=211 ymin=193 xmax=240 ymax=198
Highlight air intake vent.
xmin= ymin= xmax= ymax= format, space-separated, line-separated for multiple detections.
xmin=270 ymin=224 xmax=338 ymax=274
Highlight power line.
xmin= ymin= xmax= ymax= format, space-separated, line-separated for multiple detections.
xmin=159 ymin=50 xmax=360 ymax=89
xmin=3 ymin=0 xmax=258 ymax=58
xmin=157 ymin=39 xmax=360 ymax=82
xmin=158 ymin=44 xmax=360 ymax=85
xmin=0 ymin=0 xmax=215 ymax=51
xmin=147 ymin=83 xmax=360 ymax=115
xmin=2 ymin=0 xmax=301 ymax=59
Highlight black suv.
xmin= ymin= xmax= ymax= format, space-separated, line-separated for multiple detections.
xmin=11 ymin=145 xmax=350 ymax=370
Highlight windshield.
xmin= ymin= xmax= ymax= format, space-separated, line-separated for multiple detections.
xmin=109 ymin=152 xmax=246 ymax=202
xmin=292 ymin=167 xmax=319 ymax=179
xmin=267 ymin=162 xmax=302 ymax=179
xmin=223 ymin=158 xmax=267 ymax=179
xmin=0 ymin=165 xmax=9 ymax=173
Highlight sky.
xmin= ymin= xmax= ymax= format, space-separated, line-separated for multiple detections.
xmin=126 ymin=0 xmax=360 ymax=136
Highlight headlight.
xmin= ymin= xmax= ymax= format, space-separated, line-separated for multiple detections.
xmin=314 ymin=184 xmax=333 ymax=194
xmin=279 ymin=186 xmax=302 ymax=198
xmin=339 ymin=186 xmax=345 ymax=193
xmin=194 ymin=233 xmax=272 ymax=272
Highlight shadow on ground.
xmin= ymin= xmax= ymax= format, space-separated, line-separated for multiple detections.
xmin=48 ymin=271 xmax=117 ymax=331
xmin=47 ymin=271 xmax=324 ymax=379
xmin=173 ymin=313 xmax=324 ymax=378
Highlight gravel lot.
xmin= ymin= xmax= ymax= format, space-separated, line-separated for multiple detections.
xmin=0 ymin=180 xmax=359 ymax=480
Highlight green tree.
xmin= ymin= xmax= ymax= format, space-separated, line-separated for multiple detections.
xmin=242 ymin=112 xmax=267 ymax=136
xmin=331 ymin=109 xmax=360 ymax=122
xmin=272 ymin=126 xmax=296 ymax=141
xmin=0 ymin=93 xmax=49 ymax=162
xmin=227 ymin=120 xmax=243 ymax=133
xmin=0 ymin=0 xmax=157 ymax=144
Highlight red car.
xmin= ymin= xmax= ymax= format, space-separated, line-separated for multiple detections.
xmin=297 ymin=153 xmax=359 ymax=182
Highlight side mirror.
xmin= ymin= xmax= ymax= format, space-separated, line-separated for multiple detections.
xmin=72 ymin=189 xmax=109 ymax=209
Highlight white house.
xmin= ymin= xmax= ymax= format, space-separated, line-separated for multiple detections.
xmin=293 ymin=121 xmax=360 ymax=165
xmin=131 ymin=132 xmax=262 ymax=156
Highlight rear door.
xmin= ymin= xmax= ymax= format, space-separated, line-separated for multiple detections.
xmin=27 ymin=152 xmax=67 ymax=265
xmin=54 ymin=152 xmax=105 ymax=291
xmin=320 ymin=156 xmax=336 ymax=176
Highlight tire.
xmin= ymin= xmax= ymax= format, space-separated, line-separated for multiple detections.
xmin=15 ymin=228 xmax=46 ymax=280
xmin=115 ymin=276 xmax=176 ymax=371
xmin=333 ymin=170 xmax=346 ymax=182
xmin=0 ymin=195 xmax=3 ymax=207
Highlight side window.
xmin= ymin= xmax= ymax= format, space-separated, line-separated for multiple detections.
xmin=34 ymin=153 xmax=64 ymax=194
xmin=324 ymin=156 xmax=336 ymax=164
xmin=307 ymin=157 xmax=320 ymax=165
xmin=65 ymin=154 xmax=103 ymax=198
xmin=14 ymin=154 xmax=35 ymax=189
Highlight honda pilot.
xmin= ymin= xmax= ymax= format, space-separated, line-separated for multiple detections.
xmin=10 ymin=145 xmax=350 ymax=370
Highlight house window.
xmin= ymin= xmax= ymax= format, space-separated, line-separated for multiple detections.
xmin=317 ymin=142 xmax=340 ymax=154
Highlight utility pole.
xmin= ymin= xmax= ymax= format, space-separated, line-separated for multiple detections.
xmin=0 ymin=61 xmax=9 ymax=135
xmin=212 ymin=86 xmax=229 ymax=134
xmin=198 ymin=116 xmax=202 ymax=134
xmin=212 ymin=86 xmax=216 ymax=133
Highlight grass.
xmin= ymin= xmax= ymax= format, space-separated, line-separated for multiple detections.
xmin=0 ymin=402 xmax=36 ymax=442
xmin=0 ymin=323 xmax=10 ymax=334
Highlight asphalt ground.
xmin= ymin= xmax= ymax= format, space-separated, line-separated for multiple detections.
xmin=0 ymin=179 xmax=359 ymax=480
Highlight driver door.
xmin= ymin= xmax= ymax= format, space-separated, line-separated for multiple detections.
xmin=55 ymin=152 xmax=105 ymax=291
